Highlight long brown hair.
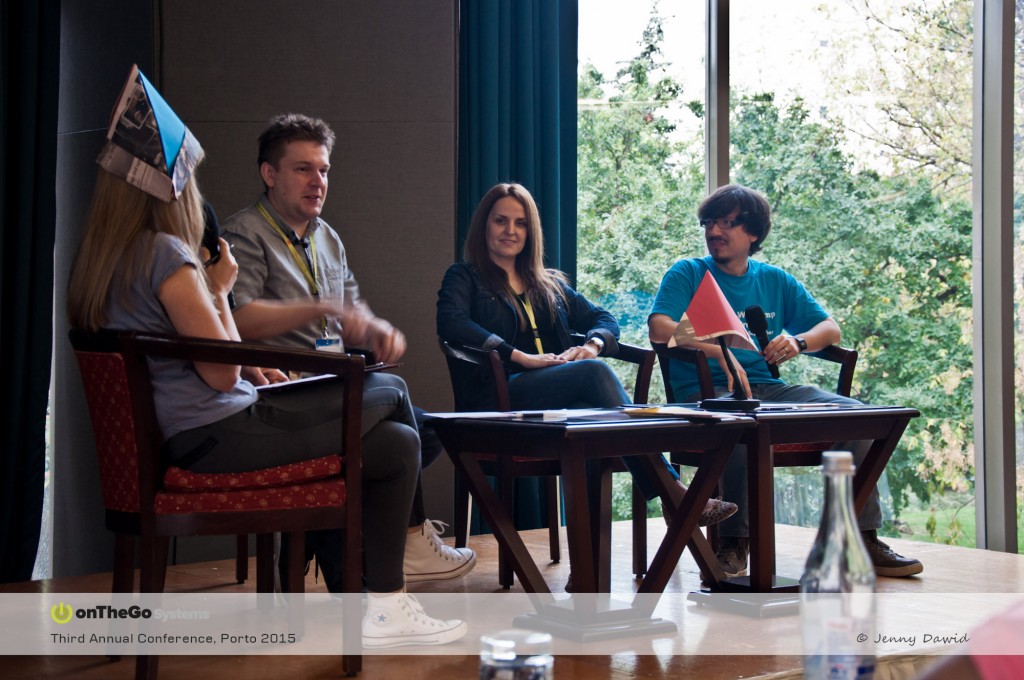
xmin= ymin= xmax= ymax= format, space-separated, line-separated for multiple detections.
xmin=463 ymin=183 xmax=567 ymax=327
xmin=68 ymin=168 xmax=206 ymax=331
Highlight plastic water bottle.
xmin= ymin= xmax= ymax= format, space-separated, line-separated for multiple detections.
xmin=800 ymin=451 xmax=877 ymax=680
xmin=479 ymin=629 xmax=553 ymax=680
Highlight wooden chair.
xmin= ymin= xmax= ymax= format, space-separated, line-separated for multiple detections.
xmin=651 ymin=341 xmax=858 ymax=543
xmin=440 ymin=335 xmax=657 ymax=587
xmin=70 ymin=330 xmax=364 ymax=679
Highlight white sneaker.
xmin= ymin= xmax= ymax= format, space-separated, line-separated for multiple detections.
xmin=404 ymin=519 xmax=477 ymax=583
xmin=362 ymin=592 xmax=468 ymax=648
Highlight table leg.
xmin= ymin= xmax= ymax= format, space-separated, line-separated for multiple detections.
xmin=497 ymin=454 xmax=516 ymax=588
xmin=637 ymin=431 xmax=740 ymax=600
xmin=586 ymin=454 xmax=615 ymax=593
xmin=853 ymin=419 xmax=909 ymax=514
xmin=450 ymin=448 xmax=553 ymax=597
xmin=561 ymin=451 xmax=596 ymax=594
xmin=749 ymin=425 xmax=776 ymax=592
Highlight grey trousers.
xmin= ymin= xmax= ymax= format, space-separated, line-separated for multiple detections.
xmin=164 ymin=372 xmax=420 ymax=592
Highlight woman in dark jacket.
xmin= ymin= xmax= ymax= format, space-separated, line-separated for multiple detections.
xmin=437 ymin=182 xmax=736 ymax=527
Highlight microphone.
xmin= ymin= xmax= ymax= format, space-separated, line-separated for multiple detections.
xmin=745 ymin=305 xmax=780 ymax=379
xmin=201 ymin=201 xmax=236 ymax=309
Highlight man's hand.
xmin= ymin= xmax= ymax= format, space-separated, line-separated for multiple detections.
xmin=327 ymin=302 xmax=406 ymax=364
xmin=241 ymin=366 xmax=289 ymax=386
xmin=716 ymin=348 xmax=751 ymax=397
xmin=762 ymin=334 xmax=800 ymax=367
xmin=367 ymin=320 xmax=407 ymax=364
xmin=512 ymin=350 xmax=567 ymax=370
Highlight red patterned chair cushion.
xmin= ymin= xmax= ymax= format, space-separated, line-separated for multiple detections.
xmin=155 ymin=477 xmax=346 ymax=514
xmin=163 ymin=455 xmax=342 ymax=492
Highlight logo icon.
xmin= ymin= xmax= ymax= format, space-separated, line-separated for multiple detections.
xmin=51 ymin=602 xmax=74 ymax=624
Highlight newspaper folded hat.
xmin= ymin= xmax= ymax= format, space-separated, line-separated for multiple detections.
xmin=669 ymin=270 xmax=758 ymax=351
xmin=96 ymin=64 xmax=203 ymax=202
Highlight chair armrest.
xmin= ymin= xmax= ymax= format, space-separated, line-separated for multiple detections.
xmin=345 ymin=347 xmax=378 ymax=365
xmin=614 ymin=342 xmax=656 ymax=405
xmin=126 ymin=333 xmax=365 ymax=483
xmin=569 ymin=334 xmax=655 ymax=403
xmin=438 ymin=339 xmax=511 ymax=410
xmin=651 ymin=342 xmax=715 ymax=401
xmin=651 ymin=339 xmax=858 ymax=400
xmin=807 ymin=344 xmax=858 ymax=397
xmin=123 ymin=332 xmax=367 ymax=380
xmin=439 ymin=341 xmax=495 ymax=367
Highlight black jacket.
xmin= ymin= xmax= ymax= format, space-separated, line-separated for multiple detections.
xmin=436 ymin=262 xmax=621 ymax=409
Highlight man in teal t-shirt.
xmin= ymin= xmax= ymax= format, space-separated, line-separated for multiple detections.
xmin=649 ymin=184 xmax=922 ymax=579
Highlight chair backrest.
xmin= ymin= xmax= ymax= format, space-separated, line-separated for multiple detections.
xmin=70 ymin=330 xmax=164 ymax=516
xmin=653 ymin=341 xmax=858 ymax=402
xmin=438 ymin=339 xmax=510 ymax=411
xmin=651 ymin=342 xmax=713 ymax=402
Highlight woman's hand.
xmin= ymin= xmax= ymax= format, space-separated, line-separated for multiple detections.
xmin=201 ymin=238 xmax=238 ymax=299
xmin=511 ymin=350 xmax=566 ymax=370
xmin=557 ymin=342 xmax=600 ymax=362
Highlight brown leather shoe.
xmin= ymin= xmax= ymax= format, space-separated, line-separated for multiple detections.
xmin=699 ymin=497 xmax=738 ymax=527
xmin=661 ymin=493 xmax=738 ymax=527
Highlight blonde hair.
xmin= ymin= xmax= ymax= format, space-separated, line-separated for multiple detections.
xmin=67 ymin=169 xmax=206 ymax=331
xmin=464 ymin=183 xmax=567 ymax=327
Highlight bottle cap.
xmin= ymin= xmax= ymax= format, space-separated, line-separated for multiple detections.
xmin=822 ymin=450 xmax=855 ymax=474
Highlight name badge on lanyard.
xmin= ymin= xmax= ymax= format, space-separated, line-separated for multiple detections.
xmin=315 ymin=336 xmax=344 ymax=353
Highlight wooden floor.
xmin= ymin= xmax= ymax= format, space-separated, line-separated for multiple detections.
xmin=6 ymin=520 xmax=1023 ymax=680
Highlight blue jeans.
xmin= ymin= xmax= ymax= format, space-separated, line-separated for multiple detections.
xmin=685 ymin=383 xmax=882 ymax=537
xmin=508 ymin=359 xmax=679 ymax=501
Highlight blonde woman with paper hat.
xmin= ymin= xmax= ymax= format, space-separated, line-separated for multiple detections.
xmin=67 ymin=66 xmax=467 ymax=648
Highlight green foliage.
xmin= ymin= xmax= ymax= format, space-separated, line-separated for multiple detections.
xmin=578 ymin=3 xmax=980 ymax=523
xmin=577 ymin=13 xmax=706 ymax=301
xmin=822 ymin=0 xmax=975 ymax=195
xmin=729 ymin=92 xmax=975 ymax=513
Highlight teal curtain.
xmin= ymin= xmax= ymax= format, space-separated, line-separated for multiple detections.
xmin=457 ymin=0 xmax=578 ymax=533
xmin=458 ymin=0 xmax=578 ymax=281
xmin=0 ymin=0 xmax=59 ymax=582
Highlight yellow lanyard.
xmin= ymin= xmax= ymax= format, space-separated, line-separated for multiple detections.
xmin=256 ymin=202 xmax=320 ymax=296
xmin=517 ymin=294 xmax=545 ymax=354
xmin=256 ymin=202 xmax=327 ymax=334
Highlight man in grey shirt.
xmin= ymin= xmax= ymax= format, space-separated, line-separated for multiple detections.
xmin=223 ymin=113 xmax=475 ymax=586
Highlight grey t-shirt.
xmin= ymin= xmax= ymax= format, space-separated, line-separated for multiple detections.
xmin=105 ymin=232 xmax=257 ymax=440
xmin=222 ymin=195 xmax=362 ymax=350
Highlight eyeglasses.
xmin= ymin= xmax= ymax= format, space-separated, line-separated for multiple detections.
xmin=698 ymin=216 xmax=745 ymax=231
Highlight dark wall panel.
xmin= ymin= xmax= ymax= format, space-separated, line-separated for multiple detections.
xmin=53 ymin=0 xmax=155 ymax=577
xmin=53 ymin=0 xmax=459 ymax=575
xmin=160 ymin=0 xmax=458 ymax=414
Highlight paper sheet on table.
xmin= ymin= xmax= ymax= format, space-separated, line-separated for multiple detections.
xmin=422 ymin=409 xmax=613 ymax=421
xmin=622 ymin=406 xmax=736 ymax=420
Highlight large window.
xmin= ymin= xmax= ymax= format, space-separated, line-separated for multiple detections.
xmin=579 ymin=0 xmax=1018 ymax=549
